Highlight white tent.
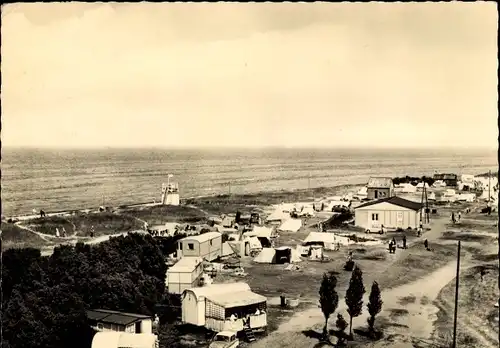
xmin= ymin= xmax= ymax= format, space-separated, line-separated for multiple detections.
xmin=298 ymin=206 xmax=316 ymax=217
xmin=395 ymin=183 xmax=417 ymax=193
xmin=309 ymin=245 xmax=324 ymax=260
xmin=278 ymin=219 xmax=302 ymax=233
xmin=266 ymin=210 xmax=290 ymax=223
xmin=302 ymin=232 xmax=351 ymax=250
xmin=457 ymin=193 xmax=476 ymax=202
xmin=245 ymin=226 xmax=274 ymax=239
xmin=354 ymin=186 xmax=368 ymax=199
xmin=253 ymin=247 xmax=302 ymax=264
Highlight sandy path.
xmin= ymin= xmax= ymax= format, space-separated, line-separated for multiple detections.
xmin=251 ymin=258 xmax=477 ymax=348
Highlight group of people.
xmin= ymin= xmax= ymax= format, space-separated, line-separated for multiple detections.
xmin=228 ymin=308 xmax=266 ymax=324
xmin=388 ymin=235 xmax=407 ymax=253
xmin=451 ymin=211 xmax=462 ymax=224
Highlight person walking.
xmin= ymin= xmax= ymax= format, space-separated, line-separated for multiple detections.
xmin=458 ymin=211 xmax=461 ymax=222
xmin=402 ymin=235 xmax=407 ymax=249
xmin=424 ymin=239 xmax=429 ymax=250
xmin=451 ymin=212 xmax=456 ymax=224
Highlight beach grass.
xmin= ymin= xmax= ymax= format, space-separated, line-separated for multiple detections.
xmin=1 ymin=222 xmax=53 ymax=250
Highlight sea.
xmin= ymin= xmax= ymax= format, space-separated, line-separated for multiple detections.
xmin=1 ymin=147 xmax=497 ymax=217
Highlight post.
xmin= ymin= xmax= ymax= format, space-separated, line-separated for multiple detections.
xmin=228 ymin=182 xmax=231 ymax=195
xmin=488 ymin=170 xmax=491 ymax=202
xmin=452 ymin=241 xmax=461 ymax=348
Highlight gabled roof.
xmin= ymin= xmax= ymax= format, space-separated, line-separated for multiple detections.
xmin=181 ymin=232 xmax=222 ymax=243
xmin=367 ymin=177 xmax=393 ymax=188
xmin=87 ymin=309 xmax=151 ymax=326
xmin=354 ymin=196 xmax=423 ymax=211
xmin=167 ymin=256 xmax=203 ymax=273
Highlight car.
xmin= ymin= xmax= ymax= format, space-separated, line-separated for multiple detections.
xmin=208 ymin=331 xmax=240 ymax=348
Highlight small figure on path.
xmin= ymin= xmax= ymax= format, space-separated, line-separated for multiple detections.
xmin=402 ymin=235 xmax=407 ymax=249
xmin=391 ymin=237 xmax=396 ymax=246
xmin=417 ymin=224 xmax=422 ymax=237
xmin=480 ymin=269 xmax=487 ymax=282
xmin=424 ymin=239 xmax=429 ymax=250
xmin=457 ymin=211 xmax=461 ymax=222
xmin=347 ymin=251 xmax=353 ymax=262
xmin=55 ymin=228 xmax=60 ymax=238
xmin=451 ymin=212 xmax=456 ymax=224
xmin=381 ymin=225 xmax=385 ymax=234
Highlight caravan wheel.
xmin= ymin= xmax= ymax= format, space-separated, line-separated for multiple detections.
xmin=365 ymin=229 xmax=370 ymax=234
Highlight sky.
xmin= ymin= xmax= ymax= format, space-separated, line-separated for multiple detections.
xmin=1 ymin=2 xmax=498 ymax=149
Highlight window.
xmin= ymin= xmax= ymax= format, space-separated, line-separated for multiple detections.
xmin=188 ymin=243 xmax=194 ymax=250
xmin=371 ymin=213 xmax=379 ymax=221
xmin=97 ymin=323 xmax=103 ymax=330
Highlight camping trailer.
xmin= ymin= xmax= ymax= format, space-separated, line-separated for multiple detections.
xmin=182 ymin=282 xmax=267 ymax=333
xmin=177 ymin=232 xmax=222 ymax=261
xmin=166 ymin=256 xmax=204 ymax=294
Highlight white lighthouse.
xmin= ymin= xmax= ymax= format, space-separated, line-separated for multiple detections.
xmin=161 ymin=174 xmax=180 ymax=206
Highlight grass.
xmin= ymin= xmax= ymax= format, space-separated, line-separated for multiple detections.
xmin=440 ymin=231 xmax=493 ymax=243
xmin=358 ymin=249 xmax=387 ymax=261
xmin=433 ymin=264 xmax=499 ymax=345
xmin=398 ymin=295 xmax=416 ymax=306
xmin=122 ymin=205 xmax=207 ymax=225
xmin=376 ymin=243 xmax=457 ymax=290
xmin=183 ymin=184 xmax=360 ymax=215
xmin=21 ymin=212 xmax=144 ymax=237
xmin=1 ymin=222 xmax=52 ymax=250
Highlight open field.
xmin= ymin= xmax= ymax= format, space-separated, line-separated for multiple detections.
xmin=183 ymin=184 xmax=361 ymax=215
xmin=1 ymin=222 xmax=54 ymax=250
xmin=119 ymin=204 xmax=208 ymax=225
xmin=20 ymin=212 xmax=144 ymax=237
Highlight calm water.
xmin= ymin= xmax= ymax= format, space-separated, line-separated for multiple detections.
xmin=1 ymin=147 xmax=497 ymax=216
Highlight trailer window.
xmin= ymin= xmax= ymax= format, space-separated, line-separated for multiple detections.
xmin=188 ymin=243 xmax=194 ymax=250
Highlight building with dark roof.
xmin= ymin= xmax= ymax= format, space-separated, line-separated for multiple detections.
xmin=366 ymin=177 xmax=395 ymax=200
xmin=354 ymin=196 xmax=423 ymax=232
xmin=433 ymin=173 xmax=458 ymax=187
xmin=87 ymin=309 xmax=153 ymax=334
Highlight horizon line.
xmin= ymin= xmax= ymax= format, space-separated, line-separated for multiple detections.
xmin=2 ymin=145 xmax=498 ymax=152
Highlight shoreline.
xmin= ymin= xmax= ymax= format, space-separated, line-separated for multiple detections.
xmin=4 ymin=182 xmax=364 ymax=221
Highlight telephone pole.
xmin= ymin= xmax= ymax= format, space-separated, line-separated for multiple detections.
xmin=452 ymin=241 xmax=461 ymax=348
xmin=488 ymin=170 xmax=491 ymax=202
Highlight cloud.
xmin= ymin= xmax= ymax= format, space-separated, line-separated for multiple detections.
xmin=1 ymin=2 xmax=497 ymax=148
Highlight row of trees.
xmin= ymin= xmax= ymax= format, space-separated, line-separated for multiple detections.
xmin=319 ymin=266 xmax=383 ymax=345
xmin=2 ymin=233 xmax=185 ymax=348
xmin=392 ymin=175 xmax=435 ymax=186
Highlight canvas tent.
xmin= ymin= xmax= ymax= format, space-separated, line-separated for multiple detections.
xmin=278 ymin=219 xmax=302 ymax=233
xmin=253 ymin=247 xmax=302 ymax=264
xmin=354 ymin=186 xmax=368 ymax=200
xmin=302 ymin=232 xmax=351 ymax=250
xmin=266 ymin=210 xmax=290 ymax=223
xmin=395 ymin=183 xmax=417 ymax=193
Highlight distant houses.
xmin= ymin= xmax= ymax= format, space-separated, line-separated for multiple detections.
xmin=433 ymin=173 xmax=458 ymax=187
xmin=366 ymin=177 xmax=395 ymax=200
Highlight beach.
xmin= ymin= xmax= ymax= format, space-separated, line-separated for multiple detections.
xmin=2 ymin=147 xmax=496 ymax=217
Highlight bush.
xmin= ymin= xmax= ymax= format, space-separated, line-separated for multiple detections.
xmin=344 ymin=260 xmax=355 ymax=271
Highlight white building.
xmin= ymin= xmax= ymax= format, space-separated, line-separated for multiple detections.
xmin=182 ymin=282 xmax=267 ymax=333
xmin=395 ymin=183 xmax=417 ymax=194
xmin=354 ymin=196 xmax=423 ymax=232
xmin=167 ymin=256 xmax=204 ymax=294
xmin=177 ymin=232 xmax=222 ymax=261
xmin=91 ymin=332 xmax=158 ymax=348
xmin=87 ymin=309 xmax=153 ymax=334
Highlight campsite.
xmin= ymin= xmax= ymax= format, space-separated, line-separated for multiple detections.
xmin=2 ymin=173 xmax=498 ymax=348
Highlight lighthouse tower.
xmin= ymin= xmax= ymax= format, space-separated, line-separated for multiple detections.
xmin=161 ymin=174 xmax=180 ymax=206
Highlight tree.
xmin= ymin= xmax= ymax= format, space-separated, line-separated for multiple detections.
xmin=367 ymin=281 xmax=383 ymax=336
xmin=319 ymin=271 xmax=339 ymax=339
xmin=335 ymin=313 xmax=348 ymax=346
xmin=345 ymin=266 xmax=365 ymax=338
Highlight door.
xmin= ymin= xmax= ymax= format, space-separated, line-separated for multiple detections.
xmin=135 ymin=321 xmax=142 ymax=333
xmin=374 ymin=190 xmax=378 ymax=199
xmin=396 ymin=212 xmax=403 ymax=228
